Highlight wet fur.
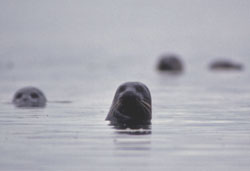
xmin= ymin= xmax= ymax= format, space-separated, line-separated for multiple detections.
xmin=106 ymin=82 xmax=152 ymax=125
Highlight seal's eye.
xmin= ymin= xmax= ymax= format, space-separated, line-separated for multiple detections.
xmin=16 ymin=93 xmax=23 ymax=99
xmin=119 ymin=85 xmax=126 ymax=92
xmin=136 ymin=86 xmax=143 ymax=93
xmin=31 ymin=92 xmax=39 ymax=99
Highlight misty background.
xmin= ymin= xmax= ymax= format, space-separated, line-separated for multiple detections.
xmin=0 ymin=0 xmax=250 ymax=66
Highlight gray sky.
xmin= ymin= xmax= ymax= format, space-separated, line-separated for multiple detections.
xmin=0 ymin=0 xmax=250 ymax=64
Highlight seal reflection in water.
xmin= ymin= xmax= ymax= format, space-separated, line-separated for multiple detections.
xmin=106 ymin=82 xmax=152 ymax=128
xmin=13 ymin=87 xmax=47 ymax=108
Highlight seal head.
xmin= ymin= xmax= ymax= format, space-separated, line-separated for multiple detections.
xmin=210 ymin=59 xmax=243 ymax=70
xmin=157 ymin=54 xmax=183 ymax=72
xmin=106 ymin=82 xmax=152 ymax=126
xmin=12 ymin=87 xmax=47 ymax=108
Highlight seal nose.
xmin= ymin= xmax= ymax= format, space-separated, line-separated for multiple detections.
xmin=121 ymin=91 xmax=137 ymax=101
xmin=22 ymin=97 xmax=28 ymax=102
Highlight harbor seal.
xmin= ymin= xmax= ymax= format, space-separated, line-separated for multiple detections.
xmin=106 ymin=82 xmax=152 ymax=126
xmin=157 ymin=54 xmax=183 ymax=72
xmin=12 ymin=87 xmax=47 ymax=108
xmin=210 ymin=59 xmax=243 ymax=70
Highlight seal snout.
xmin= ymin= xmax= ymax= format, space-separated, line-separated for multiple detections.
xmin=22 ymin=97 xmax=28 ymax=102
xmin=119 ymin=90 xmax=139 ymax=103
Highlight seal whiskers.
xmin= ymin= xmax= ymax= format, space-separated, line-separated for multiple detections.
xmin=140 ymin=100 xmax=151 ymax=109
xmin=136 ymin=99 xmax=151 ymax=114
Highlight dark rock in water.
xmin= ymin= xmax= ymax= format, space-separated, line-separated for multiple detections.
xmin=106 ymin=82 xmax=152 ymax=128
xmin=157 ymin=54 xmax=183 ymax=72
xmin=210 ymin=60 xmax=243 ymax=70
xmin=12 ymin=87 xmax=47 ymax=108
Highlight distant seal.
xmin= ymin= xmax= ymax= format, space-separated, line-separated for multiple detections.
xmin=12 ymin=87 xmax=47 ymax=108
xmin=210 ymin=60 xmax=243 ymax=70
xmin=106 ymin=82 xmax=152 ymax=126
xmin=157 ymin=54 xmax=183 ymax=72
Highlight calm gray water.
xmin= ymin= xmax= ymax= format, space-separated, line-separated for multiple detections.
xmin=1 ymin=1 xmax=250 ymax=170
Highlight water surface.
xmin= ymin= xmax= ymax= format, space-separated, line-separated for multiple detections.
xmin=1 ymin=1 xmax=250 ymax=170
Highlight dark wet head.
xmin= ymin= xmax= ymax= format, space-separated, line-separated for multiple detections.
xmin=157 ymin=54 xmax=183 ymax=71
xmin=12 ymin=87 xmax=47 ymax=108
xmin=210 ymin=60 xmax=243 ymax=70
xmin=106 ymin=82 xmax=152 ymax=125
